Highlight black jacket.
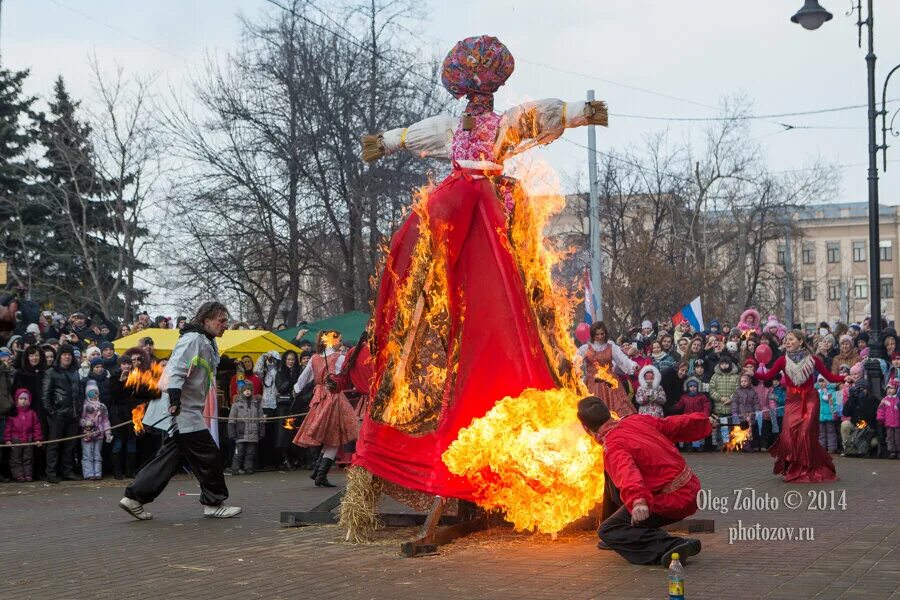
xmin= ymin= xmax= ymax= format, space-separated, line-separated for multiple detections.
xmin=108 ymin=368 xmax=140 ymax=427
xmin=41 ymin=361 xmax=82 ymax=420
xmin=843 ymin=383 xmax=878 ymax=425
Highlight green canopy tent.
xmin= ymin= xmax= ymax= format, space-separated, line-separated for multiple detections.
xmin=275 ymin=310 xmax=370 ymax=346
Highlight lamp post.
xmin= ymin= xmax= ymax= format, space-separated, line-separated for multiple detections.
xmin=791 ymin=0 xmax=900 ymax=396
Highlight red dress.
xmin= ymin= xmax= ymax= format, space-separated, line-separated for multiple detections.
xmin=292 ymin=353 xmax=359 ymax=449
xmin=583 ymin=345 xmax=636 ymax=418
xmin=756 ymin=354 xmax=843 ymax=482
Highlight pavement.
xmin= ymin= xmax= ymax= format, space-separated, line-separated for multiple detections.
xmin=1 ymin=453 xmax=898 ymax=600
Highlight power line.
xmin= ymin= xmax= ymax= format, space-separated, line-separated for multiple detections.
xmin=608 ymin=100 xmax=900 ymax=123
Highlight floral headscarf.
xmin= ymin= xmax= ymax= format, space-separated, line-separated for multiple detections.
xmin=441 ymin=35 xmax=514 ymax=115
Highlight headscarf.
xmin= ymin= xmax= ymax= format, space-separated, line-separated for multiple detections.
xmin=441 ymin=35 xmax=514 ymax=116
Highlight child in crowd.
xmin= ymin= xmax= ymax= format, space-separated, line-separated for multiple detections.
xmin=634 ymin=365 xmax=665 ymax=418
xmin=228 ymin=381 xmax=265 ymax=475
xmin=876 ymin=379 xmax=900 ymax=459
xmin=709 ymin=356 xmax=739 ymax=448
xmin=691 ymin=361 xmax=709 ymax=390
xmin=730 ymin=373 xmax=758 ymax=452
xmin=4 ymin=389 xmax=43 ymax=482
xmin=886 ymin=353 xmax=900 ymax=392
xmin=816 ymin=376 xmax=839 ymax=453
xmin=674 ymin=377 xmax=711 ymax=451
xmin=80 ymin=380 xmax=112 ymax=480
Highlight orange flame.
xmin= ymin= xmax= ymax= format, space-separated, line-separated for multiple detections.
xmin=724 ymin=426 xmax=752 ymax=452
xmin=593 ymin=364 xmax=619 ymax=390
xmin=856 ymin=419 xmax=867 ymax=430
xmin=283 ymin=418 xmax=296 ymax=430
xmin=132 ymin=403 xmax=147 ymax=435
xmin=443 ymin=387 xmax=605 ymax=534
xmin=125 ymin=363 xmax=164 ymax=394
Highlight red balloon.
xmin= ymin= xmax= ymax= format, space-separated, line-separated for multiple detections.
xmin=755 ymin=344 xmax=773 ymax=365
xmin=575 ymin=322 xmax=591 ymax=344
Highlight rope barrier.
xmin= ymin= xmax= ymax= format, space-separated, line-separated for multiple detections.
xmin=3 ymin=410 xmax=311 ymax=448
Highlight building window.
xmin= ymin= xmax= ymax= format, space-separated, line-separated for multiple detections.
xmin=802 ymin=280 xmax=815 ymax=301
xmin=853 ymin=241 xmax=866 ymax=262
xmin=827 ymin=242 xmax=840 ymax=263
xmin=827 ymin=280 xmax=840 ymax=301
xmin=802 ymin=243 xmax=815 ymax=265
xmin=880 ymin=240 xmax=893 ymax=262
xmin=776 ymin=244 xmax=786 ymax=266
xmin=854 ymin=277 xmax=868 ymax=299
xmin=881 ymin=277 xmax=894 ymax=299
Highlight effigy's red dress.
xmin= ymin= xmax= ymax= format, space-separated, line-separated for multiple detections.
xmin=350 ymin=109 xmax=586 ymax=501
xmin=756 ymin=353 xmax=843 ymax=482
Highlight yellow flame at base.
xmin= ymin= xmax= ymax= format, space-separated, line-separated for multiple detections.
xmin=442 ymin=387 xmax=605 ymax=534
xmin=724 ymin=426 xmax=752 ymax=452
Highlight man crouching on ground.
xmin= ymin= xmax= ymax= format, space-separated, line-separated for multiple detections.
xmin=577 ymin=396 xmax=714 ymax=566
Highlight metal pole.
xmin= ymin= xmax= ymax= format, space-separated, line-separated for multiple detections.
xmin=783 ymin=219 xmax=794 ymax=328
xmin=587 ymin=90 xmax=603 ymax=322
xmin=863 ymin=0 xmax=884 ymax=396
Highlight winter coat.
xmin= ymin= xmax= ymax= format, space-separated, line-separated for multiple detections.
xmin=0 ymin=364 xmax=12 ymax=418
xmin=730 ymin=387 xmax=759 ymax=422
xmin=650 ymin=352 xmax=676 ymax=374
xmin=254 ymin=352 xmax=280 ymax=411
xmin=708 ymin=366 xmax=739 ymax=416
xmin=634 ymin=365 xmax=665 ymax=418
xmin=227 ymin=395 xmax=265 ymax=442
xmin=80 ymin=398 xmax=112 ymax=442
xmin=275 ymin=365 xmax=300 ymax=400
xmin=674 ymin=392 xmax=711 ymax=416
xmin=3 ymin=390 xmax=42 ymax=443
xmin=659 ymin=367 xmax=688 ymax=417
xmin=41 ymin=358 xmax=82 ymax=420
xmin=817 ymin=385 xmax=839 ymax=421
xmin=108 ymin=368 xmax=140 ymax=427
xmin=11 ymin=363 xmax=44 ymax=420
xmin=876 ymin=395 xmax=900 ymax=428
xmin=843 ymin=382 xmax=878 ymax=425
xmin=831 ymin=350 xmax=861 ymax=375
xmin=82 ymin=370 xmax=112 ymax=412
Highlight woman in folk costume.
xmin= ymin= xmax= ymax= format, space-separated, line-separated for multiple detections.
xmin=346 ymin=35 xmax=607 ymax=518
xmin=755 ymin=330 xmax=850 ymax=483
xmin=576 ymin=321 xmax=638 ymax=417
xmin=292 ymin=331 xmax=359 ymax=488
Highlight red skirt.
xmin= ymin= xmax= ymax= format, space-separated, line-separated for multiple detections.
xmin=587 ymin=379 xmax=635 ymax=418
xmin=293 ymin=386 xmax=359 ymax=449
xmin=768 ymin=387 xmax=837 ymax=483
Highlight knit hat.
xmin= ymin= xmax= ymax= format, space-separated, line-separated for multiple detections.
xmin=891 ymin=352 xmax=900 ymax=361
xmin=684 ymin=376 xmax=701 ymax=392
xmin=726 ymin=341 xmax=738 ymax=354
xmin=0 ymin=348 xmax=10 ymax=359
xmin=858 ymin=332 xmax=870 ymax=344
xmin=57 ymin=344 xmax=75 ymax=359
xmin=89 ymin=357 xmax=105 ymax=369
xmin=839 ymin=334 xmax=853 ymax=345
xmin=888 ymin=378 xmax=899 ymax=392
xmin=849 ymin=362 xmax=865 ymax=379
xmin=13 ymin=388 xmax=31 ymax=406
xmin=744 ymin=357 xmax=758 ymax=368
xmin=26 ymin=323 xmax=40 ymax=335
xmin=85 ymin=380 xmax=100 ymax=399
xmin=99 ymin=341 xmax=114 ymax=351
xmin=641 ymin=320 xmax=653 ymax=330
xmin=850 ymin=324 xmax=861 ymax=332
xmin=86 ymin=345 xmax=101 ymax=357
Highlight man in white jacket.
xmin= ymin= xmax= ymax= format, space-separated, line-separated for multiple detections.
xmin=119 ymin=301 xmax=241 ymax=520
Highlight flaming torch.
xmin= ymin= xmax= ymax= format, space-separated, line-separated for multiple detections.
xmin=283 ymin=418 xmax=297 ymax=430
xmin=724 ymin=425 xmax=752 ymax=452
xmin=856 ymin=419 xmax=868 ymax=430
xmin=125 ymin=363 xmax=164 ymax=435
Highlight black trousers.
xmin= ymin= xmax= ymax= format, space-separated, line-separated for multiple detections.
xmin=598 ymin=505 xmax=685 ymax=565
xmin=125 ymin=429 xmax=228 ymax=507
xmin=46 ymin=417 xmax=79 ymax=477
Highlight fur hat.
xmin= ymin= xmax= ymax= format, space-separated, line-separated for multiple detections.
xmin=684 ymin=376 xmax=702 ymax=392
xmin=641 ymin=320 xmax=653 ymax=330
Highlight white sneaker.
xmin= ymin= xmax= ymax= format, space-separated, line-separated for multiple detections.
xmin=203 ymin=505 xmax=242 ymax=518
xmin=119 ymin=496 xmax=153 ymax=521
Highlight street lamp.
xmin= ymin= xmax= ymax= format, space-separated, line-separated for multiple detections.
xmin=791 ymin=0 xmax=833 ymax=30
xmin=790 ymin=0 xmax=900 ymax=397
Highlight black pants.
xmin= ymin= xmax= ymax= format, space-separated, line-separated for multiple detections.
xmin=46 ymin=417 xmax=78 ymax=477
xmin=598 ymin=505 xmax=685 ymax=565
xmin=125 ymin=429 xmax=228 ymax=507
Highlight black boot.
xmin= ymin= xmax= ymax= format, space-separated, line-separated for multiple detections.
xmin=125 ymin=453 xmax=137 ymax=478
xmin=309 ymin=456 xmax=322 ymax=481
xmin=315 ymin=458 xmax=337 ymax=488
xmin=112 ymin=453 xmax=124 ymax=480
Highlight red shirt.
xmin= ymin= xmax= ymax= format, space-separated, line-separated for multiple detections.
xmin=600 ymin=413 xmax=712 ymax=519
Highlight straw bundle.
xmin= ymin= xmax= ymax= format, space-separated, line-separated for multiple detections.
xmin=361 ymin=134 xmax=385 ymax=163
xmin=338 ymin=465 xmax=384 ymax=543
xmin=585 ymin=100 xmax=608 ymax=127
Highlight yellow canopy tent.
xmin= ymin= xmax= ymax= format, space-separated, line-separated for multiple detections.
xmin=114 ymin=328 xmax=302 ymax=361
xmin=113 ymin=328 xmax=181 ymax=358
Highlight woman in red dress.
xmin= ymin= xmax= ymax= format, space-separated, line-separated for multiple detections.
xmin=576 ymin=321 xmax=637 ymax=417
xmin=292 ymin=331 xmax=359 ymax=487
xmin=756 ymin=330 xmax=849 ymax=482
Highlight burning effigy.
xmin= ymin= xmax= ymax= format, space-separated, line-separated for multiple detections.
xmin=340 ymin=35 xmax=610 ymax=542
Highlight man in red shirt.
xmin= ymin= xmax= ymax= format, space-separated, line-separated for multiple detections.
xmin=578 ymin=396 xmax=713 ymax=566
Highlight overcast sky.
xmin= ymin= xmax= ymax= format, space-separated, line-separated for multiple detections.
xmin=5 ymin=0 xmax=900 ymax=205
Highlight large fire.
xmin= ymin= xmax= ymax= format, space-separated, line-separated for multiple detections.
xmin=724 ymin=425 xmax=752 ymax=452
xmin=125 ymin=363 xmax=164 ymax=435
xmin=443 ymin=387 xmax=605 ymax=534
xmin=132 ymin=403 xmax=147 ymax=435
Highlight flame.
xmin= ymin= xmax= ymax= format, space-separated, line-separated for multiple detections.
xmin=856 ymin=419 xmax=867 ymax=430
xmin=283 ymin=418 xmax=296 ymax=430
xmin=132 ymin=403 xmax=147 ymax=435
xmin=320 ymin=331 xmax=342 ymax=348
xmin=443 ymin=387 xmax=605 ymax=534
xmin=593 ymin=364 xmax=619 ymax=390
xmin=125 ymin=363 xmax=164 ymax=394
xmin=724 ymin=425 xmax=752 ymax=452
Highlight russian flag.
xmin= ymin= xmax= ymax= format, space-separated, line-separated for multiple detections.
xmin=672 ymin=296 xmax=704 ymax=333
xmin=584 ymin=270 xmax=598 ymax=325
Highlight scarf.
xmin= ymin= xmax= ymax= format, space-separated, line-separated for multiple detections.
xmin=784 ymin=351 xmax=815 ymax=386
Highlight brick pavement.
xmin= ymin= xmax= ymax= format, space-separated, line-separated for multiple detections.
xmin=1 ymin=453 xmax=898 ymax=600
